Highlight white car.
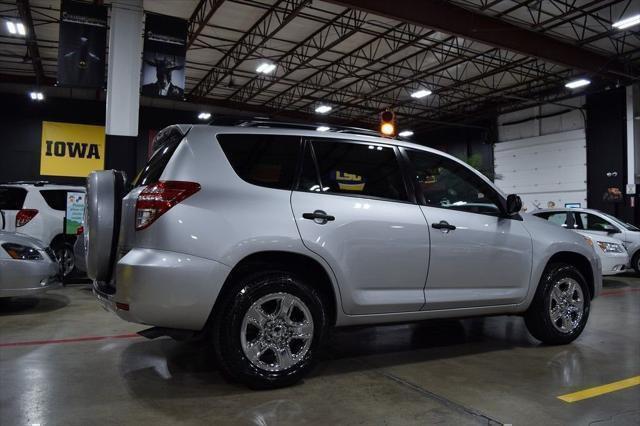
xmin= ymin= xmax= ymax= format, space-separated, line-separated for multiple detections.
xmin=0 ymin=182 xmax=86 ymax=277
xmin=0 ymin=231 xmax=61 ymax=298
xmin=533 ymin=209 xmax=629 ymax=275
xmin=86 ymin=123 xmax=601 ymax=389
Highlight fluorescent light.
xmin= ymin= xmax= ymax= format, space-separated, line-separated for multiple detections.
xmin=29 ymin=91 xmax=44 ymax=101
xmin=316 ymin=126 xmax=330 ymax=132
xmin=612 ymin=14 xmax=640 ymax=30
xmin=198 ymin=112 xmax=211 ymax=120
xmin=6 ymin=21 xmax=16 ymax=34
xmin=315 ymin=105 xmax=332 ymax=114
xmin=565 ymin=79 xmax=591 ymax=89
xmin=16 ymin=22 xmax=25 ymax=36
xmin=398 ymin=130 xmax=414 ymax=137
xmin=411 ymin=89 xmax=432 ymax=99
xmin=256 ymin=62 xmax=276 ymax=74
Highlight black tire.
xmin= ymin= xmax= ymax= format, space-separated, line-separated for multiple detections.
xmin=52 ymin=241 xmax=76 ymax=281
xmin=211 ymin=270 xmax=329 ymax=389
xmin=525 ymin=263 xmax=590 ymax=345
xmin=632 ymin=251 xmax=640 ymax=274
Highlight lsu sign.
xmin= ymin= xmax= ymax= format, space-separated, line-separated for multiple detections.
xmin=40 ymin=121 xmax=105 ymax=177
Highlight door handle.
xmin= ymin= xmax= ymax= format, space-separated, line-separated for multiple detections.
xmin=302 ymin=210 xmax=335 ymax=223
xmin=432 ymin=220 xmax=456 ymax=231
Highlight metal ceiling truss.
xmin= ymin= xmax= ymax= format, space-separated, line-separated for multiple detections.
xmin=16 ymin=0 xmax=45 ymax=84
xmin=189 ymin=0 xmax=310 ymax=98
xmin=187 ymin=0 xmax=226 ymax=48
xmin=226 ymin=7 xmax=368 ymax=103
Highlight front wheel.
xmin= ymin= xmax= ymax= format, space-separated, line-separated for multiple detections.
xmin=632 ymin=251 xmax=640 ymax=274
xmin=525 ymin=263 xmax=590 ymax=345
xmin=53 ymin=242 xmax=76 ymax=279
xmin=211 ymin=270 xmax=329 ymax=389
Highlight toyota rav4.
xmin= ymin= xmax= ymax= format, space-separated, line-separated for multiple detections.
xmin=87 ymin=123 xmax=602 ymax=389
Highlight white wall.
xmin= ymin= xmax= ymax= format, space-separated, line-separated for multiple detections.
xmin=494 ymin=97 xmax=587 ymax=212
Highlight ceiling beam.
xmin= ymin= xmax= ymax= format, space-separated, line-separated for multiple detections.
xmin=16 ymin=0 xmax=45 ymax=85
xmin=324 ymin=0 xmax=635 ymax=81
xmin=187 ymin=0 xmax=226 ymax=48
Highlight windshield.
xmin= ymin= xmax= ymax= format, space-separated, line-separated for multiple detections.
xmin=601 ymin=212 xmax=639 ymax=232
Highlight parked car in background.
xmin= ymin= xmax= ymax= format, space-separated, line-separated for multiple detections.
xmin=575 ymin=231 xmax=628 ymax=275
xmin=533 ymin=208 xmax=639 ymax=273
xmin=0 ymin=231 xmax=61 ymax=298
xmin=87 ymin=124 xmax=601 ymax=389
xmin=0 ymin=182 xmax=86 ymax=278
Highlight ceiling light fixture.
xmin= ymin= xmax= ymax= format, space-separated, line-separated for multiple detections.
xmin=198 ymin=112 xmax=211 ymax=120
xmin=316 ymin=126 xmax=330 ymax=132
xmin=565 ymin=79 xmax=591 ymax=89
xmin=411 ymin=89 xmax=432 ymax=99
xmin=315 ymin=105 xmax=332 ymax=114
xmin=6 ymin=21 xmax=16 ymax=34
xmin=398 ymin=130 xmax=414 ymax=137
xmin=612 ymin=14 xmax=640 ymax=30
xmin=29 ymin=91 xmax=44 ymax=101
xmin=16 ymin=22 xmax=26 ymax=36
xmin=256 ymin=62 xmax=276 ymax=74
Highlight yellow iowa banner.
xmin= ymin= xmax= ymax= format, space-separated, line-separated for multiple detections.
xmin=40 ymin=121 xmax=105 ymax=177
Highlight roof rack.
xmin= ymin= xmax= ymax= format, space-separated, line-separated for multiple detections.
xmin=0 ymin=180 xmax=50 ymax=186
xmin=233 ymin=120 xmax=383 ymax=138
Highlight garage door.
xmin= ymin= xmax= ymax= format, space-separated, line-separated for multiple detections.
xmin=493 ymin=129 xmax=587 ymax=213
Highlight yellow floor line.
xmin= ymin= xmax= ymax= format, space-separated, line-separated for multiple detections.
xmin=557 ymin=376 xmax=640 ymax=403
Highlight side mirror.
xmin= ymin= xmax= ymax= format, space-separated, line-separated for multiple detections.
xmin=602 ymin=224 xmax=621 ymax=234
xmin=506 ymin=194 xmax=522 ymax=215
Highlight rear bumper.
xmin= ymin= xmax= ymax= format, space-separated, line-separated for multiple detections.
xmin=94 ymin=248 xmax=231 ymax=330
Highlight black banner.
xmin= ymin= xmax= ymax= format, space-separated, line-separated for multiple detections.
xmin=57 ymin=0 xmax=107 ymax=88
xmin=141 ymin=13 xmax=188 ymax=99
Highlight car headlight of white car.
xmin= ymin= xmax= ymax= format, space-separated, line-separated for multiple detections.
xmin=596 ymin=241 xmax=625 ymax=254
xmin=2 ymin=243 xmax=43 ymax=260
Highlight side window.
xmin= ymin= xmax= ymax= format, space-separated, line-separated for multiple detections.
xmin=218 ymin=134 xmax=300 ymax=190
xmin=39 ymin=190 xmax=69 ymax=211
xmin=536 ymin=212 xmax=570 ymax=227
xmin=407 ymin=150 xmax=502 ymax=215
xmin=299 ymin=140 xmax=407 ymax=202
xmin=134 ymin=126 xmax=185 ymax=187
xmin=577 ymin=213 xmax=617 ymax=232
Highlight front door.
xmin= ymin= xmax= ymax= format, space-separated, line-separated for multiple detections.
xmin=404 ymin=149 xmax=533 ymax=310
xmin=291 ymin=139 xmax=429 ymax=315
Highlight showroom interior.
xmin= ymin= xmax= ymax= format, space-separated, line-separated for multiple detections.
xmin=0 ymin=0 xmax=639 ymax=424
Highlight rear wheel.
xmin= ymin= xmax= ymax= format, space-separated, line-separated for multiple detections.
xmin=211 ymin=270 xmax=329 ymax=389
xmin=525 ymin=263 xmax=590 ymax=345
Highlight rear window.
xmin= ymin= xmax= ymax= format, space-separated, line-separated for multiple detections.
xmin=134 ymin=126 xmax=185 ymax=187
xmin=218 ymin=134 xmax=301 ymax=190
xmin=0 ymin=186 xmax=27 ymax=210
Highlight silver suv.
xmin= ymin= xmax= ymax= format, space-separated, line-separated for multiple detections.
xmin=87 ymin=124 xmax=601 ymax=389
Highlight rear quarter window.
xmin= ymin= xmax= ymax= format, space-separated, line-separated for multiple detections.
xmin=134 ymin=126 xmax=186 ymax=187
xmin=40 ymin=190 xmax=70 ymax=211
xmin=218 ymin=134 xmax=301 ymax=190
xmin=0 ymin=187 xmax=27 ymax=210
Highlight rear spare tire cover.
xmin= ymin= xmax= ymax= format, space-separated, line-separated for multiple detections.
xmin=85 ymin=170 xmax=125 ymax=282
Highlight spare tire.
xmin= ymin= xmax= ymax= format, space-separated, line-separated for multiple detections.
xmin=85 ymin=170 xmax=126 ymax=283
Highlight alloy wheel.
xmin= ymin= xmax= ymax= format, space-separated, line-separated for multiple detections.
xmin=548 ymin=277 xmax=584 ymax=333
xmin=240 ymin=292 xmax=314 ymax=372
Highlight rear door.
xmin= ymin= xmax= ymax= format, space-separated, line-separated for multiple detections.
xmin=290 ymin=139 xmax=429 ymax=315
xmin=0 ymin=186 xmax=27 ymax=232
xmin=404 ymin=149 xmax=533 ymax=310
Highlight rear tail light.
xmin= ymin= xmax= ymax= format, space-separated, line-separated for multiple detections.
xmin=16 ymin=209 xmax=38 ymax=227
xmin=135 ymin=181 xmax=200 ymax=230
xmin=76 ymin=225 xmax=84 ymax=235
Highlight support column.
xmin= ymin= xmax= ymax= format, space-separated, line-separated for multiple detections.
xmin=626 ymin=85 xmax=640 ymax=221
xmin=105 ymin=0 xmax=143 ymax=179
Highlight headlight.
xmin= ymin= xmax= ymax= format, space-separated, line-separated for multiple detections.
xmin=597 ymin=241 xmax=624 ymax=254
xmin=2 ymin=243 xmax=43 ymax=260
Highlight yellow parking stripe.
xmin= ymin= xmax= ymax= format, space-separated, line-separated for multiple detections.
xmin=557 ymin=376 xmax=640 ymax=403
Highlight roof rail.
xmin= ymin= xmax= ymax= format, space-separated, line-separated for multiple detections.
xmin=0 ymin=180 xmax=50 ymax=186
xmin=232 ymin=120 xmax=383 ymax=138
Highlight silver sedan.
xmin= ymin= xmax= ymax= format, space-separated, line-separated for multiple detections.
xmin=0 ymin=231 xmax=61 ymax=298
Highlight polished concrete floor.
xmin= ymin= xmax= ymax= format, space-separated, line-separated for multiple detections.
xmin=1 ymin=274 xmax=639 ymax=426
